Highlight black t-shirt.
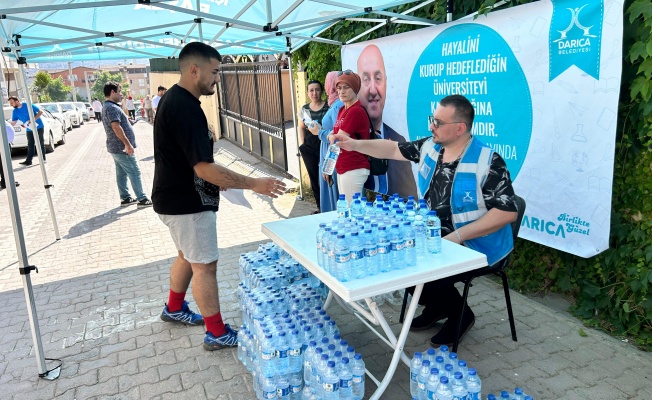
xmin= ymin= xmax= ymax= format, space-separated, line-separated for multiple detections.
xmin=301 ymin=102 xmax=329 ymax=150
xmin=152 ymin=84 xmax=220 ymax=214
xmin=398 ymin=137 xmax=517 ymax=235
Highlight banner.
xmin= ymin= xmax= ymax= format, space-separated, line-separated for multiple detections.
xmin=341 ymin=0 xmax=623 ymax=258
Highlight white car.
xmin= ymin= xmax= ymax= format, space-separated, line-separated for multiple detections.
xmin=74 ymin=102 xmax=90 ymax=121
xmin=58 ymin=102 xmax=83 ymax=127
xmin=4 ymin=108 xmax=66 ymax=153
xmin=36 ymin=103 xmax=73 ymax=132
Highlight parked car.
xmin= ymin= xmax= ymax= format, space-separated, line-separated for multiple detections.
xmin=5 ymin=108 xmax=66 ymax=153
xmin=58 ymin=102 xmax=82 ymax=127
xmin=74 ymin=102 xmax=90 ymax=121
xmin=36 ymin=102 xmax=73 ymax=132
xmin=85 ymin=102 xmax=93 ymax=119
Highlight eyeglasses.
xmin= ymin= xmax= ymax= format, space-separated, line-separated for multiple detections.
xmin=428 ymin=115 xmax=464 ymax=129
xmin=337 ymin=69 xmax=353 ymax=76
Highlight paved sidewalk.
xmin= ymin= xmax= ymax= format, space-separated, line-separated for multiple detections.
xmin=0 ymin=121 xmax=650 ymax=399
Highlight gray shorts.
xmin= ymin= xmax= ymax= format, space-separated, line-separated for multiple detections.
xmin=158 ymin=211 xmax=219 ymax=264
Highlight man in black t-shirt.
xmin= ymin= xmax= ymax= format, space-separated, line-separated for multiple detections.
xmin=152 ymin=42 xmax=286 ymax=351
xmin=332 ymin=95 xmax=518 ymax=347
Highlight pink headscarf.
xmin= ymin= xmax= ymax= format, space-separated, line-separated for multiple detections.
xmin=324 ymin=71 xmax=339 ymax=106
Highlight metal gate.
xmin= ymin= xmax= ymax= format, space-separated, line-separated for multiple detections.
xmin=218 ymin=61 xmax=288 ymax=171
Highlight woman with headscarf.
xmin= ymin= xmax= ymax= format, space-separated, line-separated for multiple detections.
xmin=307 ymin=71 xmax=343 ymax=213
xmin=325 ymin=70 xmax=371 ymax=203
xmin=298 ymin=79 xmax=329 ymax=213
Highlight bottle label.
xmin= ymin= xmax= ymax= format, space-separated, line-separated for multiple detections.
xmin=277 ymin=349 xmax=288 ymax=359
xmin=350 ymin=249 xmax=364 ymax=260
xmin=365 ymin=247 xmax=378 ymax=257
xmin=315 ymin=374 xmax=322 ymax=384
xmin=410 ymin=372 xmax=417 ymax=382
xmin=241 ymin=345 xmax=246 ymax=353
xmin=405 ymin=239 xmax=415 ymax=248
xmin=340 ymin=378 xmax=352 ymax=388
xmin=289 ymin=348 xmax=302 ymax=356
xmin=290 ymin=384 xmax=302 ymax=393
xmin=391 ymin=241 xmax=405 ymax=251
xmin=467 ymin=392 xmax=480 ymax=400
xmin=377 ymin=244 xmax=390 ymax=254
xmin=338 ymin=210 xmax=350 ymax=219
xmin=323 ymin=382 xmax=339 ymax=393
xmin=418 ymin=382 xmax=425 ymax=390
xmin=305 ymin=361 xmax=311 ymax=369
xmin=352 ymin=375 xmax=364 ymax=384
xmin=336 ymin=253 xmax=351 ymax=263
xmin=429 ymin=229 xmax=441 ymax=238
xmin=262 ymin=351 xmax=275 ymax=360
xmin=263 ymin=390 xmax=276 ymax=399
xmin=427 ymin=389 xmax=436 ymax=399
xmin=277 ymin=387 xmax=289 ymax=397
xmin=316 ymin=242 xmax=321 ymax=251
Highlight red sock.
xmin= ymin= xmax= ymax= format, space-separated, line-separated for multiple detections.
xmin=204 ymin=312 xmax=226 ymax=337
xmin=167 ymin=290 xmax=186 ymax=312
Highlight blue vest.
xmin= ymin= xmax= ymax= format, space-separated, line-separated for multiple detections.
xmin=417 ymin=136 xmax=513 ymax=266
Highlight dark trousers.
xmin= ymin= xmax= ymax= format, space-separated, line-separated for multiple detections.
xmin=407 ymin=272 xmax=470 ymax=323
xmin=94 ymin=112 xmax=101 ymax=121
xmin=299 ymin=143 xmax=321 ymax=208
xmin=26 ymin=127 xmax=45 ymax=162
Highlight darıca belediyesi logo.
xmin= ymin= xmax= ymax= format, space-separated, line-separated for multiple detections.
xmin=549 ymin=0 xmax=603 ymax=81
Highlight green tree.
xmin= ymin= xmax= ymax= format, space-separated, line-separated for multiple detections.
xmin=45 ymin=76 xmax=71 ymax=102
xmin=31 ymin=71 xmax=52 ymax=102
xmin=90 ymin=71 xmax=129 ymax=101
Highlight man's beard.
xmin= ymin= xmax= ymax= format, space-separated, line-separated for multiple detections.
xmin=201 ymin=83 xmax=215 ymax=96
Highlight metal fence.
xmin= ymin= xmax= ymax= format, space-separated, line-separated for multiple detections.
xmin=218 ymin=61 xmax=288 ymax=171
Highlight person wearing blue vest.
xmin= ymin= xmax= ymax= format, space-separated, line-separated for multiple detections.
xmin=331 ymin=94 xmax=518 ymax=346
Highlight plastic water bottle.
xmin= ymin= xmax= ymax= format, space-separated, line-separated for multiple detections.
xmin=389 ymin=223 xmax=405 ymax=270
xmin=426 ymin=210 xmax=442 ymax=254
xmin=513 ymin=387 xmax=525 ymax=400
xmin=276 ymin=331 xmax=290 ymax=375
xmin=361 ymin=229 xmax=378 ymax=276
xmin=413 ymin=215 xmax=427 ymax=261
xmin=438 ymin=345 xmax=450 ymax=364
xmin=377 ymin=225 xmax=391 ymax=273
xmin=337 ymin=194 xmax=349 ymax=220
xmin=466 ymin=368 xmax=482 ymax=400
xmin=322 ymin=360 xmax=339 ymax=399
xmin=262 ymin=375 xmax=277 ymax=399
xmin=334 ymin=234 xmax=351 ymax=282
xmin=402 ymin=221 xmax=417 ymax=268
xmin=349 ymin=231 xmax=365 ymax=279
xmin=276 ymin=374 xmax=290 ymax=399
xmin=417 ymin=359 xmax=431 ymax=400
xmin=339 ymin=357 xmax=353 ymax=399
xmin=373 ymin=194 xmax=384 ymax=209
xmin=322 ymin=140 xmax=340 ymax=175
xmin=289 ymin=372 xmax=303 ymax=400
xmin=451 ymin=372 xmax=467 ymax=400
xmin=237 ymin=326 xmax=246 ymax=364
xmin=435 ymin=376 xmax=453 ymax=400
xmin=365 ymin=201 xmax=375 ymax=216
xmin=500 ymin=391 xmax=510 ymax=399
xmin=316 ymin=223 xmax=327 ymax=267
xmin=326 ymin=230 xmax=338 ymax=274
xmin=288 ymin=329 xmax=303 ymax=373
xmin=260 ymin=334 xmax=277 ymax=378
xmin=426 ymin=368 xmax=440 ymax=400
xmin=350 ymin=199 xmax=364 ymax=218
xmin=410 ymin=352 xmax=423 ymax=399
xmin=351 ymin=353 xmax=365 ymax=400
xmin=487 ymin=395 xmax=497 ymax=400
xmin=304 ymin=341 xmax=317 ymax=386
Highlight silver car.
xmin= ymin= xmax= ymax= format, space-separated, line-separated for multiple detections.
xmin=74 ymin=102 xmax=90 ymax=121
xmin=4 ymin=107 xmax=66 ymax=153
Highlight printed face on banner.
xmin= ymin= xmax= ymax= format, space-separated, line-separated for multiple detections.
xmin=406 ymin=23 xmax=532 ymax=181
xmin=357 ymin=45 xmax=387 ymax=126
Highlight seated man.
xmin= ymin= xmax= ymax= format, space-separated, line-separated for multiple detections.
xmin=330 ymin=94 xmax=517 ymax=346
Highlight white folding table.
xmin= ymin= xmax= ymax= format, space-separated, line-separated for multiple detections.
xmin=262 ymin=212 xmax=487 ymax=399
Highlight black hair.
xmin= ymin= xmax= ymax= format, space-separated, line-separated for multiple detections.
xmin=178 ymin=42 xmax=222 ymax=67
xmin=103 ymin=81 xmax=120 ymax=97
xmin=7 ymin=96 xmax=19 ymax=102
xmin=439 ymin=94 xmax=475 ymax=132
xmin=307 ymin=79 xmax=323 ymax=92
xmin=157 ymin=86 xmax=166 ymax=92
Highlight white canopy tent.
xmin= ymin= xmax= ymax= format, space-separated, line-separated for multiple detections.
xmin=0 ymin=0 xmax=446 ymax=381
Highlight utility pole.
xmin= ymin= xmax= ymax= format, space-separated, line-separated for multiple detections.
xmin=68 ymin=62 xmax=77 ymax=101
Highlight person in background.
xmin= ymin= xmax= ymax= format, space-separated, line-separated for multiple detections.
xmin=1 ymin=120 xmax=20 ymax=189
xmin=308 ymin=71 xmax=342 ymax=213
xmin=324 ymin=70 xmax=370 ymax=203
xmin=144 ymin=95 xmax=153 ymax=122
xmin=151 ymin=86 xmax=167 ymax=121
xmin=92 ymin=98 xmax=103 ymax=122
xmin=8 ymin=96 xmax=45 ymax=166
xmin=298 ymin=79 xmax=329 ymax=213
xmin=126 ymin=95 xmax=136 ymax=119
xmin=331 ymin=94 xmax=518 ymax=346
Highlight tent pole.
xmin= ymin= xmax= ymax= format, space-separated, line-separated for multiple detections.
xmin=15 ymin=59 xmax=61 ymax=240
xmin=446 ymin=0 xmax=453 ymax=22
xmin=0 ymin=70 xmax=60 ymax=381
xmin=285 ymin=50 xmax=304 ymax=201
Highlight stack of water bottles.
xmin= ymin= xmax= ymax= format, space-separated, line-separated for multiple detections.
xmin=237 ymin=242 xmax=367 ymax=399
xmin=486 ymin=388 xmax=535 ymax=400
xmin=316 ymin=193 xmax=442 ymax=283
xmin=409 ymin=347 xmax=536 ymax=400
